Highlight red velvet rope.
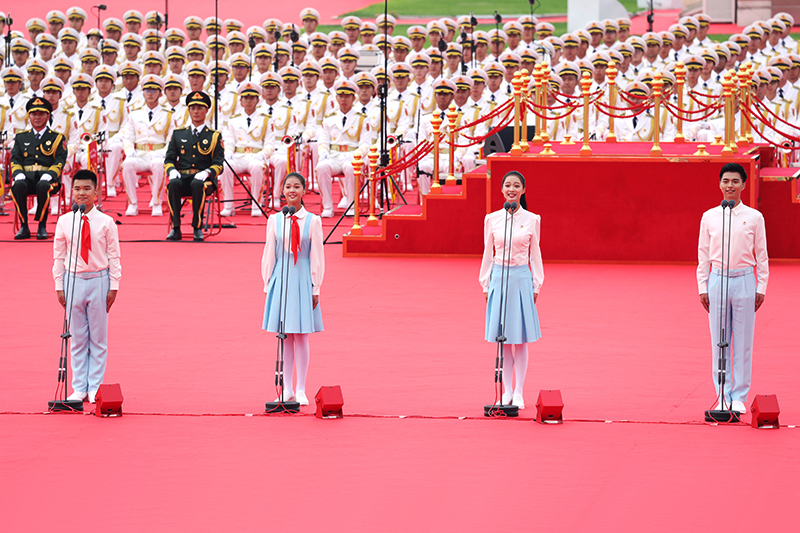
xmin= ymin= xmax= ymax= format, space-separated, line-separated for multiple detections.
xmin=451 ymin=108 xmax=515 ymax=147
xmin=746 ymin=105 xmax=800 ymax=143
xmin=742 ymin=110 xmax=800 ymax=149
xmin=525 ymin=102 xmax=579 ymax=121
xmin=453 ymin=98 xmax=514 ymax=134
xmin=749 ymin=97 xmax=800 ymax=130
xmin=663 ymin=100 xmax=723 ymax=122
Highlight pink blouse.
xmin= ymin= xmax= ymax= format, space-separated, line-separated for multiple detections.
xmin=479 ymin=207 xmax=544 ymax=293
xmin=261 ymin=207 xmax=325 ymax=295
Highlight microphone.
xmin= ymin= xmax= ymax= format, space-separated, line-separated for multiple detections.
xmin=290 ymin=26 xmax=299 ymax=43
xmin=79 ymin=204 xmax=87 ymax=213
xmin=494 ymin=11 xmax=502 ymax=24
xmin=470 ymin=12 xmax=478 ymax=28
xmin=437 ymin=39 xmax=447 ymax=52
xmin=281 ymin=206 xmax=289 ymax=215
xmin=288 ymin=206 xmax=296 ymax=215
xmin=98 ymin=4 xmax=108 ymax=10
xmin=249 ymin=37 xmax=256 ymax=49
xmin=503 ymin=201 xmax=512 ymax=211
xmin=273 ymin=30 xmax=282 ymax=42
xmin=721 ymin=200 xmax=734 ymax=209
xmin=510 ymin=202 xmax=518 ymax=211
xmin=72 ymin=203 xmax=79 ymax=213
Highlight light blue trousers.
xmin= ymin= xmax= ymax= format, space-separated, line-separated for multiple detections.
xmin=65 ymin=269 xmax=110 ymax=393
xmin=707 ymin=267 xmax=755 ymax=404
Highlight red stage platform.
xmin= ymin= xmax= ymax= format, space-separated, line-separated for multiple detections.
xmin=343 ymin=142 xmax=800 ymax=261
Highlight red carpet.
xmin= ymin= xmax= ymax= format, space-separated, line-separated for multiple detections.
xmin=1 ymin=186 xmax=799 ymax=529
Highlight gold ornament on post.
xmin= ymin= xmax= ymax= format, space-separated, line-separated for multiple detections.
xmin=350 ymin=153 xmax=364 ymax=235
xmin=745 ymin=63 xmax=754 ymax=143
xmin=520 ymin=69 xmax=530 ymax=152
xmin=510 ymin=71 xmax=523 ymax=155
xmin=367 ymin=145 xmax=379 ymax=226
xmin=531 ymin=63 xmax=543 ymax=145
xmin=446 ymin=102 xmax=459 ymax=185
xmin=430 ymin=112 xmax=443 ymax=194
xmin=737 ymin=63 xmax=750 ymax=146
xmin=650 ymin=72 xmax=663 ymax=157
xmin=606 ymin=63 xmax=618 ymax=142
xmin=674 ymin=62 xmax=686 ymax=142
xmin=720 ymin=72 xmax=733 ymax=156
xmin=580 ymin=71 xmax=592 ymax=156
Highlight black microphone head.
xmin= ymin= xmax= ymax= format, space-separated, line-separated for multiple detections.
xmin=504 ymin=201 xmax=511 ymax=210
xmin=494 ymin=12 xmax=502 ymax=24
xmin=288 ymin=206 xmax=296 ymax=214
xmin=99 ymin=4 xmax=108 ymax=10
xmin=72 ymin=203 xmax=79 ymax=213
xmin=249 ymin=37 xmax=256 ymax=49
xmin=511 ymin=202 xmax=518 ymax=210
xmin=273 ymin=30 xmax=282 ymax=42
xmin=460 ymin=31 xmax=468 ymax=42
xmin=437 ymin=39 xmax=447 ymax=52
xmin=282 ymin=206 xmax=289 ymax=215
xmin=720 ymin=200 xmax=727 ymax=208
xmin=470 ymin=13 xmax=478 ymax=27
xmin=79 ymin=204 xmax=87 ymax=212
xmin=529 ymin=0 xmax=536 ymax=5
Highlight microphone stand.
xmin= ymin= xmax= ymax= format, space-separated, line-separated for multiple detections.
xmin=4 ymin=14 xmax=13 ymax=67
xmin=485 ymin=201 xmax=520 ymax=417
xmin=49 ymin=204 xmax=86 ymax=412
xmin=265 ymin=206 xmax=300 ymax=414
xmin=0 ymin=130 xmax=9 ymax=215
xmin=705 ymin=200 xmax=738 ymax=422
xmin=248 ymin=38 xmax=255 ymax=81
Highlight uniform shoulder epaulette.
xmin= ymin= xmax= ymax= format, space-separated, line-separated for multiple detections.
xmin=231 ymin=113 xmax=242 ymax=119
xmin=323 ymin=110 xmax=337 ymax=119
xmin=64 ymin=110 xmax=74 ymax=117
xmin=175 ymin=127 xmax=190 ymax=132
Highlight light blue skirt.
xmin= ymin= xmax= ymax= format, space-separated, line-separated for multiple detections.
xmin=485 ymin=264 xmax=541 ymax=344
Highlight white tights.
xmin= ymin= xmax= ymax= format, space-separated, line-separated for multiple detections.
xmin=282 ymin=333 xmax=310 ymax=395
xmin=502 ymin=344 xmax=529 ymax=396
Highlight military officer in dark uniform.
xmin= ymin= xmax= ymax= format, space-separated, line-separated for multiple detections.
xmin=164 ymin=91 xmax=225 ymax=242
xmin=10 ymin=97 xmax=69 ymax=240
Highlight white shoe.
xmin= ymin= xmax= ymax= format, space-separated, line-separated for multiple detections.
xmin=107 ymin=187 xmax=117 ymax=197
xmin=512 ymin=394 xmax=525 ymax=409
xmin=151 ymin=205 xmax=163 ymax=217
xmin=88 ymin=390 xmax=97 ymax=404
xmin=125 ymin=204 xmax=138 ymax=216
xmin=67 ymin=391 xmax=88 ymax=402
xmin=251 ymin=209 xmax=263 ymax=217
xmin=345 ymin=207 xmax=354 ymax=217
xmin=296 ymin=391 xmax=309 ymax=406
xmin=321 ymin=208 xmax=334 ymax=218
xmin=336 ymin=197 xmax=349 ymax=209
xmin=501 ymin=391 xmax=513 ymax=405
xmin=28 ymin=200 xmax=37 ymax=215
xmin=148 ymin=198 xmax=155 ymax=208
xmin=732 ymin=400 xmax=747 ymax=414
xmin=220 ymin=208 xmax=234 ymax=217
xmin=273 ymin=392 xmax=295 ymax=402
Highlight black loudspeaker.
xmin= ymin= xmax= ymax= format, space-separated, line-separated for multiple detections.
xmin=315 ymin=386 xmax=344 ymax=419
xmin=95 ymin=383 xmax=123 ymax=417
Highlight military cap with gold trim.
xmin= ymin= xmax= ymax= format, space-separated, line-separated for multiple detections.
xmin=320 ymin=56 xmax=340 ymax=71
xmin=42 ymin=76 xmax=66 ymax=93
xmin=484 ymin=61 xmax=506 ymax=76
xmin=206 ymin=35 xmax=228 ymax=50
xmin=667 ymin=24 xmax=688 ymax=38
xmin=562 ymin=33 xmax=580 ymax=47
xmin=407 ymin=25 xmax=428 ymax=40
xmin=557 ymin=61 xmax=580 ymax=79
xmin=309 ymin=32 xmax=330 ymax=47
xmin=104 ymin=17 xmax=124 ymax=32
xmin=27 ymin=18 xmax=47 ymax=32
xmin=503 ymin=21 xmax=523 ymax=36
xmin=433 ymin=78 xmax=456 ymax=94
xmin=377 ymin=14 xmax=396 ymax=29
xmin=713 ymin=43 xmax=731 ymax=60
xmin=146 ymin=11 xmax=165 ymax=26
xmin=100 ymin=39 xmax=120 ymax=54
xmin=766 ymin=66 xmax=781 ymax=83
xmin=768 ymin=55 xmax=792 ymax=71
xmin=121 ymin=33 xmax=144 ymax=49
xmin=1 ymin=66 xmax=24 ymax=82
xmin=253 ymin=43 xmax=275 ymax=59
xmin=124 ymin=10 xmax=144 ymax=24
xmin=441 ymin=18 xmax=457 ymax=33
xmin=205 ymin=17 xmax=222 ymax=32
xmin=625 ymin=81 xmax=650 ymax=98
xmin=338 ymin=46 xmax=360 ymax=62
xmin=451 ymin=74 xmax=473 ymax=91
xmin=700 ymin=48 xmax=718 ymax=65
xmin=225 ymin=19 xmax=244 ymax=33
xmin=679 ymin=16 xmax=699 ymax=31
xmin=427 ymin=20 xmax=446 ymax=35
xmin=457 ymin=15 xmax=474 ymax=31
xmin=142 ymin=50 xmax=166 ymax=66
xmin=371 ymin=65 xmax=389 ymax=82
xmin=275 ymin=41 xmax=291 ymax=57
xmin=142 ymin=29 xmax=164 ymax=44
xmin=247 ymin=26 xmax=267 ymax=41
xmin=585 ymin=21 xmax=603 ymax=35
xmin=210 ymin=61 xmax=231 ymax=76
xmin=787 ymin=53 xmax=800 ymax=69
xmin=25 ymin=58 xmax=48 ymax=74
xmin=184 ymin=16 xmax=204 ymax=30
xmin=769 ymin=19 xmax=787 ymax=34
xmin=576 ymin=58 xmax=595 ymax=77
xmin=228 ymin=31 xmax=247 ymax=47
xmin=390 ymin=62 xmax=412 ymax=77
xmin=744 ymin=25 xmax=764 ymax=40
xmin=229 ymin=52 xmax=250 ymax=68
xmin=263 ymin=18 xmax=282 ymax=33
xmin=186 ymin=91 xmax=212 ymax=107
xmin=590 ymin=52 xmax=611 ymax=67
xmin=292 ymin=37 xmax=309 ymax=53
xmin=467 ymin=67 xmax=488 ymax=84
xmin=166 ymin=46 xmax=188 ymax=62
xmin=259 ymin=71 xmax=282 ymax=87
xmin=575 ymin=29 xmax=590 ymax=44
xmin=93 ymin=64 xmax=117 ymax=82
xmin=446 ymin=43 xmax=463 ymax=57
xmin=334 ymin=79 xmax=358 ymax=95
xmin=520 ymin=48 xmax=539 ymax=64
xmin=53 ymin=57 xmax=75 ymax=72
xmin=80 ymin=48 xmax=102 ymax=63
xmin=393 ymin=36 xmax=412 ymax=51
xmin=300 ymin=8 xmax=320 ymax=22
xmin=237 ymin=80 xmax=261 ymax=97
xmin=71 ymin=73 xmax=95 ymax=90
xmin=545 ymin=36 xmax=564 ymax=52
xmin=608 ymin=49 xmax=624 ymax=65
xmin=361 ymin=22 xmax=378 ymax=36
xmin=58 ymin=27 xmax=80 ymax=43
xmin=488 ymin=29 xmax=507 ymax=43
xmin=27 ymin=96 xmax=53 ymax=114
xmin=118 ymin=60 xmax=142 ymax=77
xmin=47 ymin=10 xmax=67 ymax=24
xmin=341 ymin=16 xmax=362 ymax=30
xmin=279 ymin=65 xmax=301 ymax=82
xmin=10 ymin=38 xmax=32 ymax=53
xmin=602 ymin=19 xmax=620 ymax=33
xmin=546 ymin=72 xmax=562 ymax=91
xmin=299 ymin=59 xmax=322 ymax=76
xmin=695 ymin=13 xmax=711 ymax=27
xmin=614 ymin=42 xmax=634 ymax=58
xmin=683 ymin=54 xmax=705 ymax=69
xmin=659 ymin=31 xmax=674 ymax=45
xmin=185 ymin=41 xmax=207 ymax=57
xmin=642 ymin=32 xmax=662 ymax=47
xmin=87 ymin=28 xmax=103 ymax=39
xmin=730 ymin=33 xmax=750 ymax=47
xmin=354 ymin=72 xmax=378 ymax=87
xmin=775 ymin=12 xmax=794 ymax=27
xmin=428 ymin=48 xmax=443 ymax=63
xmin=617 ymin=17 xmax=632 ymax=30
xmin=66 ymin=6 xmax=87 ymax=21
xmin=499 ymin=51 xmax=521 ymax=68
xmin=163 ymin=73 xmax=185 ymax=90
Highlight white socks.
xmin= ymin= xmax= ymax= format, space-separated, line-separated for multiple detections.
xmin=282 ymin=333 xmax=310 ymax=395
xmin=501 ymin=344 xmax=529 ymax=397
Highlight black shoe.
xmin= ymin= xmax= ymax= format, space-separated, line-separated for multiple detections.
xmin=166 ymin=228 xmax=182 ymax=241
xmin=36 ymin=224 xmax=48 ymax=240
xmin=193 ymin=228 xmax=204 ymax=242
xmin=14 ymin=224 xmax=31 ymax=240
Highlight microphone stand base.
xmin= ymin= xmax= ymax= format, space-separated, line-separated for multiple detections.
xmin=484 ymin=404 xmax=519 ymax=417
xmin=48 ymin=400 xmax=85 ymax=412
xmin=704 ymin=409 xmax=741 ymax=423
xmin=265 ymin=401 xmax=300 ymax=414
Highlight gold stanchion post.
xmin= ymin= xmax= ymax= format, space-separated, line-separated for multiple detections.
xmin=446 ymin=102 xmax=459 ymax=184
xmin=510 ymin=71 xmax=523 ymax=155
xmin=674 ymin=62 xmax=686 ymax=142
xmin=349 ymin=153 xmax=364 ymax=235
xmin=650 ymin=72 xmax=663 ymax=157
xmin=737 ymin=63 xmax=750 ymax=146
xmin=520 ymin=69 xmax=530 ymax=152
xmin=531 ymin=63 xmax=543 ymax=145
xmin=430 ymin=112 xmax=443 ymax=194
xmin=721 ymin=72 xmax=733 ymax=156
xmin=580 ymin=72 xmax=592 ymax=156
xmin=367 ymin=145 xmax=379 ymax=226
xmin=606 ymin=63 xmax=618 ymax=142
xmin=539 ymin=63 xmax=550 ymax=143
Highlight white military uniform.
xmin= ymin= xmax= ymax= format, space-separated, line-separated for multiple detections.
xmin=220 ymin=108 xmax=272 ymax=216
xmin=417 ymin=107 xmax=476 ymax=194
xmin=121 ymin=103 xmax=175 ymax=214
xmin=265 ymin=99 xmax=299 ymax=208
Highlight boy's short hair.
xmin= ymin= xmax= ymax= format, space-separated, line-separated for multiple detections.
xmin=72 ymin=169 xmax=98 ymax=187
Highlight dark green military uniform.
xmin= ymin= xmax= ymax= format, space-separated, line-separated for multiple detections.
xmin=164 ymin=126 xmax=225 ymax=231
xmin=10 ymin=126 xmax=68 ymax=226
